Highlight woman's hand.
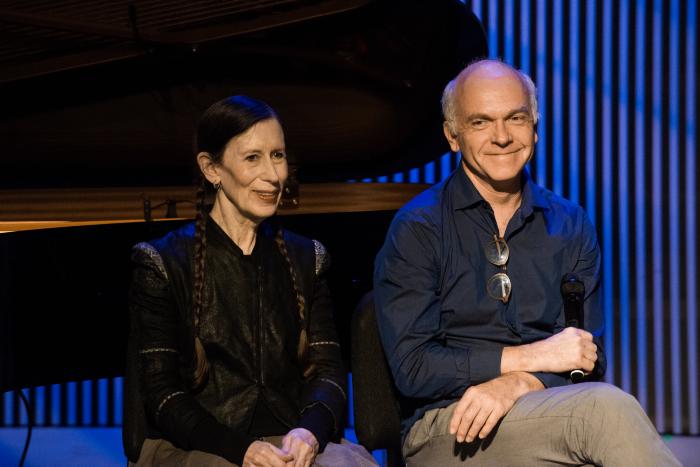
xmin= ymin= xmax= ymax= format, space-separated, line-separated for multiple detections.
xmin=281 ymin=428 xmax=319 ymax=467
xmin=243 ymin=440 xmax=293 ymax=467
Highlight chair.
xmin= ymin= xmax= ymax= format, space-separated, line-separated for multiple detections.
xmin=351 ymin=291 xmax=405 ymax=467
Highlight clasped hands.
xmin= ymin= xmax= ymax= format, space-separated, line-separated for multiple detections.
xmin=449 ymin=326 xmax=597 ymax=444
xmin=243 ymin=428 xmax=319 ymax=467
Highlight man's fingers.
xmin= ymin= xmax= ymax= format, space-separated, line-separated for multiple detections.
xmin=478 ymin=410 xmax=502 ymax=440
xmin=449 ymin=396 xmax=472 ymax=434
xmin=465 ymin=407 xmax=491 ymax=443
xmin=455 ymin=404 xmax=479 ymax=443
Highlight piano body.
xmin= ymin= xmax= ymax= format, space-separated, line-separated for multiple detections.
xmin=0 ymin=0 xmax=486 ymax=394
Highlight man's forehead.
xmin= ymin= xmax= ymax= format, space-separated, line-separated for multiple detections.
xmin=458 ymin=74 xmax=529 ymax=114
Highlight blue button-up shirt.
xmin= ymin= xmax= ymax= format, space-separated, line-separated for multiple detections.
xmin=374 ymin=167 xmax=606 ymax=435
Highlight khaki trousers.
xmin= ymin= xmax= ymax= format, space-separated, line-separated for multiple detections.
xmin=131 ymin=436 xmax=377 ymax=466
xmin=403 ymin=382 xmax=681 ymax=467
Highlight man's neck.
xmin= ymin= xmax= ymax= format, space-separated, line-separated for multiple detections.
xmin=463 ymin=165 xmax=523 ymax=236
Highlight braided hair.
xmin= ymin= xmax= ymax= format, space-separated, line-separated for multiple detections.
xmin=191 ymin=95 xmax=312 ymax=385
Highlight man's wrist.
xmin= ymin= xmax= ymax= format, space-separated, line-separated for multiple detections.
xmin=501 ymin=344 xmax=537 ymax=373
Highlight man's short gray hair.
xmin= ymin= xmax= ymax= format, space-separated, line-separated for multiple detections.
xmin=441 ymin=59 xmax=539 ymax=136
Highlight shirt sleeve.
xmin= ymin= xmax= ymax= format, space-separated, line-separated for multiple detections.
xmin=374 ymin=210 xmax=502 ymax=400
xmin=298 ymin=241 xmax=347 ymax=452
xmin=573 ymin=209 xmax=607 ymax=380
xmin=129 ymin=244 xmax=254 ymax=465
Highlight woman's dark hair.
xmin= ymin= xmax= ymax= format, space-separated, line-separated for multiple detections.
xmin=190 ymin=96 xmax=312 ymax=388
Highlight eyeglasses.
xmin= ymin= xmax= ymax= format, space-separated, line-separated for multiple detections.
xmin=485 ymin=234 xmax=511 ymax=303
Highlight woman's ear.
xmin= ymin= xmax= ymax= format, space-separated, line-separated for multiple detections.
xmin=197 ymin=152 xmax=219 ymax=185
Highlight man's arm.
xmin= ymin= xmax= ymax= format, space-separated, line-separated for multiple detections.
xmin=374 ymin=210 xmax=503 ymax=400
xmin=450 ymin=208 xmax=606 ymax=443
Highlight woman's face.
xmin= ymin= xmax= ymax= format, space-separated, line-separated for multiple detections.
xmin=213 ymin=118 xmax=288 ymax=223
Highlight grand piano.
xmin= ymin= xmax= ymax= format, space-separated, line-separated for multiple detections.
xmin=0 ymin=0 xmax=487 ymax=399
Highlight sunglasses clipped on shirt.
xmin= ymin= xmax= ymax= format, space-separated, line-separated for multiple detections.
xmin=485 ymin=234 xmax=511 ymax=303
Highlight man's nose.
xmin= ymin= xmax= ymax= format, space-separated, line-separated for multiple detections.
xmin=491 ymin=120 xmax=512 ymax=146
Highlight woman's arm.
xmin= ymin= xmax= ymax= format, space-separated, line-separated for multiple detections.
xmin=295 ymin=241 xmax=346 ymax=452
xmin=130 ymin=243 xmax=254 ymax=465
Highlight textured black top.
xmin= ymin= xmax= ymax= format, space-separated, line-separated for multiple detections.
xmin=129 ymin=216 xmax=346 ymax=464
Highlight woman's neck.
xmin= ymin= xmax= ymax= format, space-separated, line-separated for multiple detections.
xmin=209 ymin=201 xmax=259 ymax=255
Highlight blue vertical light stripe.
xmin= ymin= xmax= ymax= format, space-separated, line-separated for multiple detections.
xmin=634 ymin=0 xmax=648 ymax=412
xmin=440 ymin=152 xmax=452 ymax=182
xmin=585 ymin=0 xmax=596 ymax=223
xmin=617 ymin=0 xmax=631 ymax=393
xmin=552 ymin=0 xmax=563 ymax=196
xmin=35 ymin=386 xmax=45 ymax=426
xmin=568 ymin=0 xmax=580 ymax=205
xmin=601 ymin=0 xmax=614 ymax=383
xmin=686 ymin=0 xmax=699 ymax=435
xmin=114 ymin=377 xmax=123 ymax=425
xmin=98 ymin=378 xmax=108 ymax=426
xmin=471 ymin=0 xmax=482 ymax=21
xmin=4 ymin=391 xmax=12 ymax=425
xmin=17 ymin=390 xmax=27 ymax=425
xmin=536 ymin=0 xmax=548 ymax=187
xmin=82 ymin=380 xmax=92 ymax=425
xmin=51 ymin=384 xmax=60 ymax=425
xmin=504 ymin=0 xmax=514 ymax=64
xmin=488 ymin=0 xmax=498 ymax=58
xmin=424 ymin=161 xmax=436 ymax=184
xmin=520 ymin=0 xmax=530 ymax=76
xmin=67 ymin=381 xmax=77 ymax=426
xmin=392 ymin=172 xmax=404 ymax=183
xmin=668 ymin=0 xmax=682 ymax=434
xmin=408 ymin=168 xmax=420 ymax=184
xmin=377 ymin=175 xmax=388 ymax=183
xmin=651 ymin=0 xmax=665 ymax=432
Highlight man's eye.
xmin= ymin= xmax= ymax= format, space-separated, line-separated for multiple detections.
xmin=471 ymin=119 xmax=488 ymax=128
xmin=245 ymin=154 xmax=259 ymax=161
xmin=510 ymin=114 xmax=529 ymax=123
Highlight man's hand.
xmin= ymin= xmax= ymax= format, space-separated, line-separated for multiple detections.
xmin=502 ymin=327 xmax=598 ymax=374
xmin=243 ymin=440 xmax=293 ymax=467
xmin=281 ymin=428 xmax=319 ymax=467
xmin=449 ymin=372 xmax=543 ymax=443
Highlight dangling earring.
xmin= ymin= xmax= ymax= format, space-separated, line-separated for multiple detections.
xmin=213 ymin=181 xmax=222 ymax=191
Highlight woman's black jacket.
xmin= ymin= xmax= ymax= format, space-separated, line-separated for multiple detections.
xmin=123 ymin=218 xmax=346 ymax=465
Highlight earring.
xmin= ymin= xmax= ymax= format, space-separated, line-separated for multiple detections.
xmin=213 ymin=181 xmax=222 ymax=191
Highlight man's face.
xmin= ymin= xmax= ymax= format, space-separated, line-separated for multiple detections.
xmin=444 ymin=68 xmax=537 ymax=187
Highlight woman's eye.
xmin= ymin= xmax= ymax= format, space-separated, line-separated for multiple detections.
xmin=244 ymin=154 xmax=259 ymax=161
xmin=272 ymin=151 xmax=286 ymax=160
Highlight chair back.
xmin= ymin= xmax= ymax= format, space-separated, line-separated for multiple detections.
xmin=351 ymin=291 xmax=404 ymax=466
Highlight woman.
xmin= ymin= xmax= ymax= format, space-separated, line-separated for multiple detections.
xmin=128 ymin=96 xmax=376 ymax=466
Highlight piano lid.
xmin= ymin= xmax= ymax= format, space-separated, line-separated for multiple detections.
xmin=0 ymin=0 xmax=487 ymax=188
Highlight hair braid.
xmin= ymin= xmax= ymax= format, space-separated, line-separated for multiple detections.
xmin=274 ymin=228 xmax=314 ymax=378
xmin=191 ymin=178 xmax=210 ymax=389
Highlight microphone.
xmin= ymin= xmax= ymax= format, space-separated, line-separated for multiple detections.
xmin=560 ymin=273 xmax=585 ymax=383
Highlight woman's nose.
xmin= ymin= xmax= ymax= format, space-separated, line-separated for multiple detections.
xmin=260 ymin=156 xmax=280 ymax=183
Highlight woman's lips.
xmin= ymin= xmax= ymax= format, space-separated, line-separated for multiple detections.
xmin=254 ymin=190 xmax=279 ymax=202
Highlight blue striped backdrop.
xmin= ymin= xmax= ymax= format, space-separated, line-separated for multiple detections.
xmin=3 ymin=0 xmax=698 ymax=436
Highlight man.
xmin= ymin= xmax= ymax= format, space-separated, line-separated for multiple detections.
xmin=374 ymin=59 xmax=680 ymax=466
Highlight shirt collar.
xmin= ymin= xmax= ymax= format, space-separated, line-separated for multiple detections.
xmin=451 ymin=165 xmax=550 ymax=214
